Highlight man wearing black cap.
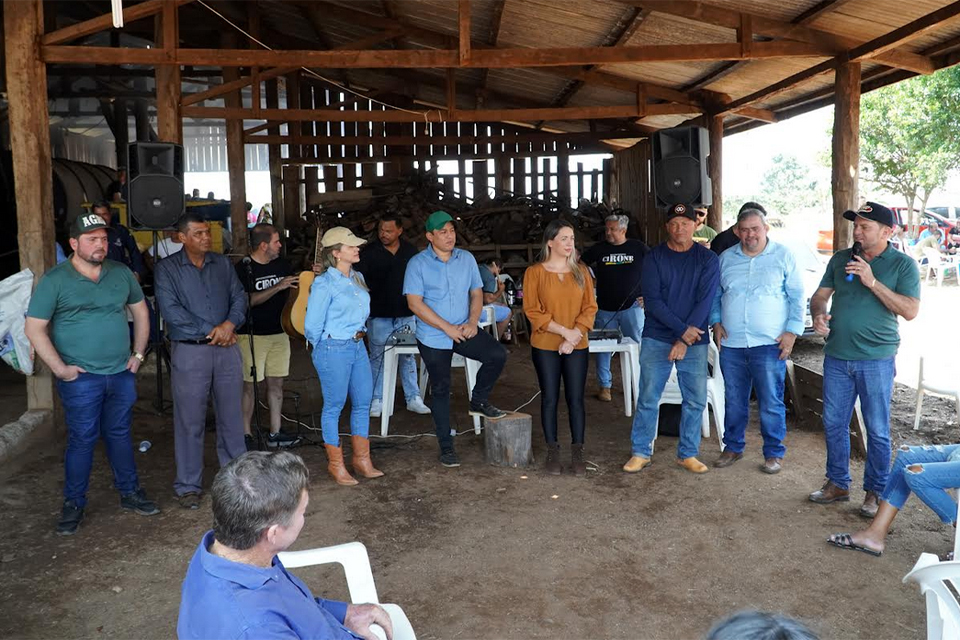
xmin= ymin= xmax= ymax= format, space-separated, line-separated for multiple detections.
xmin=807 ymin=201 xmax=920 ymax=518
xmin=25 ymin=213 xmax=158 ymax=535
xmin=623 ymin=204 xmax=720 ymax=475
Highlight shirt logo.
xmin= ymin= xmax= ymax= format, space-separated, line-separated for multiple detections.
xmin=602 ymin=253 xmax=635 ymax=266
xmin=254 ymin=276 xmax=283 ymax=291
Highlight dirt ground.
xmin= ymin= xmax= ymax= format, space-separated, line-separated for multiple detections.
xmin=2 ymin=319 xmax=958 ymax=640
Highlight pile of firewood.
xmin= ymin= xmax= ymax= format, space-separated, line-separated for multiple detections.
xmin=287 ymin=169 xmax=627 ymax=266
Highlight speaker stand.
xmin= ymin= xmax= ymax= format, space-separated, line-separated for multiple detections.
xmin=148 ymin=230 xmax=172 ymax=415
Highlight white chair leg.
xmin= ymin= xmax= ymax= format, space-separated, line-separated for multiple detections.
xmin=914 ymin=388 xmax=925 ymax=430
xmin=465 ymin=358 xmax=481 ymax=434
xmin=418 ymin=360 xmax=429 ymax=399
xmin=620 ymin=353 xmax=632 ymax=417
xmin=955 ymin=393 xmax=960 ymax=426
xmin=701 ymin=407 xmax=710 ymax=438
xmin=380 ymin=350 xmax=398 ymax=437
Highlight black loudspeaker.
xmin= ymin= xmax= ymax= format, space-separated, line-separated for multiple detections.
xmin=126 ymin=142 xmax=185 ymax=230
xmin=652 ymin=125 xmax=712 ymax=209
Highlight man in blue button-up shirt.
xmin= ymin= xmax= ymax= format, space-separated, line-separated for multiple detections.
xmin=178 ymin=451 xmax=393 ymax=640
xmin=404 ymin=211 xmax=507 ymax=468
xmin=709 ymin=208 xmax=805 ymax=474
xmin=155 ymin=213 xmax=248 ymax=509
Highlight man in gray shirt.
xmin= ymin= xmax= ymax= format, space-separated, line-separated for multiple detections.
xmin=155 ymin=213 xmax=248 ymax=510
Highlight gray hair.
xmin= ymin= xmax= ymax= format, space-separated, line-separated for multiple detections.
xmin=211 ymin=451 xmax=310 ymax=550
xmin=706 ymin=611 xmax=819 ymax=640
xmin=605 ymin=214 xmax=629 ymax=231
xmin=737 ymin=208 xmax=767 ymax=225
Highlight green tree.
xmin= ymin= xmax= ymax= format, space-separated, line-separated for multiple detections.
xmin=760 ymin=153 xmax=819 ymax=215
xmin=859 ymin=66 xmax=960 ymax=234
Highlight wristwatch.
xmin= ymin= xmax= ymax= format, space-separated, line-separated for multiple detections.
xmin=132 ymin=351 xmax=145 ymax=363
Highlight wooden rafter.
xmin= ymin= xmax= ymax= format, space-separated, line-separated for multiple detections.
xmin=43 ymin=0 xmax=195 ymax=45
xmin=718 ymin=1 xmax=960 ymax=115
xmin=245 ymin=131 xmax=643 ymax=146
xmin=616 ymin=0 xmax=934 ymax=74
xmin=792 ymin=0 xmax=857 ymax=26
xmin=477 ymin=0 xmax=507 ymax=99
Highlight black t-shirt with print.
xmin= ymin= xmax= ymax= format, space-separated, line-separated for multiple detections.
xmin=235 ymin=257 xmax=293 ymax=335
xmin=582 ymin=239 xmax=650 ymax=311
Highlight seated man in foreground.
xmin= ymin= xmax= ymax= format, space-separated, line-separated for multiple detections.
xmin=177 ymin=451 xmax=393 ymax=640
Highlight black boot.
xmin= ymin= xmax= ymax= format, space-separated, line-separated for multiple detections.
xmin=545 ymin=443 xmax=561 ymax=475
xmin=571 ymin=444 xmax=587 ymax=477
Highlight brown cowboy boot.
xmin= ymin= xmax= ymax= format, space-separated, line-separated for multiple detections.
xmin=351 ymin=436 xmax=384 ymax=479
xmin=324 ymin=444 xmax=358 ymax=486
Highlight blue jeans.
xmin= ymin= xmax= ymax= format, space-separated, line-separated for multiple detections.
xmin=594 ymin=303 xmax=644 ymax=388
xmin=881 ymin=444 xmax=960 ymax=523
xmin=719 ymin=345 xmax=787 ymax=459
xmin=57 ymin=370 xmax=140 ymax=507
xmin=822 ymin=355 xmax=895 ymax=492
xmin=312 ymin=339 xmax=373 ymax=446
xmin=367 ymin=316 xmax=420 ymax=403
xmin=630 ymin=338 xmax=708 ymax=459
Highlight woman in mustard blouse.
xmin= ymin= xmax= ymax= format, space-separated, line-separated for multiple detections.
xmin=523 ymin=220 xmax=598 ymax=476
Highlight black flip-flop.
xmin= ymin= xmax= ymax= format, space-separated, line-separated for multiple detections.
xmin=827 ymin=533 xmax=882 ymax=557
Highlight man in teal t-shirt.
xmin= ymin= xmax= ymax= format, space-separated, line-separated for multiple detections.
xmin=24 ymin=213 xmax=159 ymax=536
xmin=806 ymin=202 xmax=920 ymax=520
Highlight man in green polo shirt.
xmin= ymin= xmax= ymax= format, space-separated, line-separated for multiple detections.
xmin=806 ymin=201 xmax=920 ymax=520
xmin=25 ymin=212 xmax=159 ymax=536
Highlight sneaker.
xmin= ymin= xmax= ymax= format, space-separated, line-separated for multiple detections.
xmin=370 ymin=399 xmax=383 ymax=418
xmin=406 ymin=396 xmax=432 ymax=414
xmin=439 ymin=450 xmax=461 ymax=468
xmin=267 ymin=431 xmax=301 ymax=449
xmin=56 ymin=501 xmax=84 ymax=536
xmin=244 ymin=434 xmax=257 ymax=451
xmin=469 ymin=400 xmax=507 ymax=419
xmin=120 ymin=488 xmax=160 ymax=516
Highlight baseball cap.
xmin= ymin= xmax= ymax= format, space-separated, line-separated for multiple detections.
xmin=843 ymin=201 xmax=895 ymax=228
xmin=665 ymin=203 xmax=698 ymax=221
xmin=70 ymin=213 xmax=109 ymax=238
xmin=320 ymin=227 xmax=367 ymax=248
xmin=425 ymin=210 xmax=454 ymax=232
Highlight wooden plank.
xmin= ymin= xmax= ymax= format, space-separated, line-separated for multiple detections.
xmin=281 ymin=164 xmax=301 ymax=230
xmin=41 ymin=39 xmax=829 ymax=68
xmin=847 ymin=0 xmax=960 ymax=62
xmin=155 ymin=0 xmax=182 ymax=144
xmin=245 ymin=131 xmax=641 ymax=146
xmin=265 ymin=78 xmax=283 ymax=237
xmin=182 ymin=66 xmax=297 ymax=107
xmin=832 ymin=61 xmax=860 ymax=252
xmin=5 ymin=0 xmax=55 ymax=411
xmin=42 ymin=0 xmax=195 ymax=45
xmin=222 ymin=34 xmax=247 ymax=255
xmin=459 ymin=0 xmax=471 ymax=65
xmin=707 ymin=113 xmax=722 ymax=228
xmin=793 ymin=0 xmax=856 ymax=25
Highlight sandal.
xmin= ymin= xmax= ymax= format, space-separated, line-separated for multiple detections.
xmin=827 ymin=533 xmax=882 ymax=557
xmin=177 ymin=492 xmax=201 ymax=510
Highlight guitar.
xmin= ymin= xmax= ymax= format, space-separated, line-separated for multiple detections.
xmin=281 ymin=227 xmax=322 ymax=339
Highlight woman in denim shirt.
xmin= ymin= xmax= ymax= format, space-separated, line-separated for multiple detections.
xmin=305 ymin=227 xmax=383 ymax=486
xmin=828 ymin=443 xmax=960 ymax=556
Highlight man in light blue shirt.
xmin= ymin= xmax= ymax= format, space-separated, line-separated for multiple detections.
xmin=404 ymin=211 xmax=507 ymax=468
xmin=710 ymin=207 xmax=805 ymax=474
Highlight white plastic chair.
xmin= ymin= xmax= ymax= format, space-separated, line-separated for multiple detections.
xmin=914 ymin=356 xmax=960 ymax=430
xmin=419 ymin=356 xmax=482 ymax=435
xmin=902 ymin=506 xmax=960 ymax=640
xmin=922 ymin=248 xmax=959 ymax=286
xmin=653 ymin=340 xmax=725 ymax=452
xmin=278 ymin=542 xmax=417 ymax=640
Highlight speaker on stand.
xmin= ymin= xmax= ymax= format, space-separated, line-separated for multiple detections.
xmin=127 ymin=141 xmax=185 ymax=414
xmin=652 ymin=125 xmax=712 ymax=210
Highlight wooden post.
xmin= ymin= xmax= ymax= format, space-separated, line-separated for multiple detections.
xmin=4 ymin=0 xmax=55 ymax=411
xmin=282 ymin=164 xmax=301 ymax=232
xmin=832 ymin=60 xmax=861 ymax=252
xmin=113 ymin=99 xmax=129 ymax=168
xmin=222 ymin=33 xmax=247 ymax=255
xmin=265 ymin=78 xmax=283 ymax=236
xmin=497 ymin=154 xmax=510 ymax=195
xmin=558 ymin=148 xmax=570 ymax=205
xmin=707 ymin=113 xmax=723 ymax=230
xmin=155 ymin=0 xmax=182 ymax=144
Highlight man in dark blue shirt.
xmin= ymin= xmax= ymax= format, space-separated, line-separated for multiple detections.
xmin=178 ymin=451 xmax=393 ymax=640
xmin=155 ymin=212 xmax=248 ymax=510
xmin=92 ymin=202 xmax=146 ymax=282
xmin=623 ymin=203 xmax=720 ymax=475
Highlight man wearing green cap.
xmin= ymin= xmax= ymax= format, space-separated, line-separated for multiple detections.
xmin=404 ymin=211 xmax=508 ymax=467
xmin=25 ymin=213 xmax=158 ymax=536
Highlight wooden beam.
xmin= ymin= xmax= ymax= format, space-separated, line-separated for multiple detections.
xmin=265 ymin=78 xmax=283 ymax=238
xmin=182 ymin=66 xmax=298 ymax=107
xmin=477 ymin=0 xmax=507 ymax=96
xmin=184 ymin=102 xmax=697 ymax=123
xmin=459 ymin=0 xmax=471 ymax=65
xmin=832 ymin=61 xmax=860 ymax=252
xmin=5 ymin=0 xmax=56 ymax=411
xmin=41 ymin=39 xmax=831 ymax=68
xmin=43 ymin=0 xmax=195 ymax=45
xmin=847 ymin=0 xmax=960 ymax=62
xmin=221 ymin=33 xmax=247 ymax=254
xmin=155 ymin=0 xmax=181 ymax=144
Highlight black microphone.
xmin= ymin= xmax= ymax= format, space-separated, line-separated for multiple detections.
xmin=845 ymin=241 xmax=863 ymax=282
xmin=241 ymin=256 xmax=252 ymax=265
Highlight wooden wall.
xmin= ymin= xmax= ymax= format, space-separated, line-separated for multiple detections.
xmin=612 ymin=139 xmax=662 ymax=246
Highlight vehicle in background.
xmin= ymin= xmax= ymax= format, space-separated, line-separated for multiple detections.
xmin=928 ymin=205 xmax=960 ymax=221
xmin=817 ymin=208 xmax=956 ymax=253
xmin=779 ymin=236 xmax=829 ymax=337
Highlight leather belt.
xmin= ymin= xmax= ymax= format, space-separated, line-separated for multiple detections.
xmin=173 ymin=338 xmax=212 ymax=345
